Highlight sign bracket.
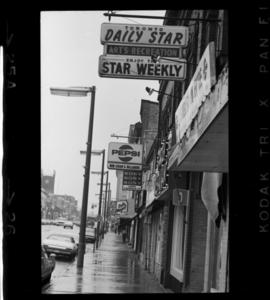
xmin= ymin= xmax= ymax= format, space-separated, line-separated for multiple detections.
xmin=103 ymin=12 xmax=222 ymax=24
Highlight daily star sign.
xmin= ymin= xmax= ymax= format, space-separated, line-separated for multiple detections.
xmin=107 ymin=142 xmax=143 ymax=171
xmin=99 ymin=23 xmax=188 ymax=81
xmin=100 ymin=23 xmax=189 ymax=46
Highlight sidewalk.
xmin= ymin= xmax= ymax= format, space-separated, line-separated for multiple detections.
xmin=43 ymin=231 xmax=172 ymax=294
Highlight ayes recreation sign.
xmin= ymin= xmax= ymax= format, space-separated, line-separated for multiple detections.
xmin=99 ymin=22 xmax=189 ymax=81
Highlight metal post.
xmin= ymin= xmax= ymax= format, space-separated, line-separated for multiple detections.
xmin=102 ymin=172 xmax=109 ymax=239
xmin=96 ymin=149 xmax=105 ymax=249
xmin=107 ymin=184 xmax=111 ymax=231
xmin=77 ymin=86 xmax=96 ymax=268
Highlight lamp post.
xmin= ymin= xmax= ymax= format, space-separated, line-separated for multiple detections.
xmin=103 ymin=182 xmax=110 ymax=236
xmin=90 ymin=149 xmax=105 ymax=248
xmin=50 ymin=86 xmax=96 ymax=268
xmin=96 ymin=173 xmax=109 ymax=238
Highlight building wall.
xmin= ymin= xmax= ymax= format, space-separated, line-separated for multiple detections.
xmin=132 ymin=10 xmax=228 ymax=293
xmin=163 ymin=9 xmax=227 ymax=294
xmin=140 ymin=100 xmax=159 ymax=161
xmin=160 ymin=201 xmax=170 ymax=285
xmin=183 ymin=194 xmax=208 ymax=292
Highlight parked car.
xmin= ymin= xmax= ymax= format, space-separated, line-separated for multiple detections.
xmin=41 ymin=245 xmax=55 ymax=284
xmin=43 ymin=233 xmax=78 ymax=259
xmin=55 ymin=219 xmax=66 ymax=226
xmin=42 ymin=219 xmax=51 ymax=225
xmin=73 ymin=220 xmax=80 ymax=227
xmin=61 ymin=232 xmax=79 ymax=253
xmin=63 ymin=220 xmax=73 ymax=229
xmin=85 ymin=227 xmax=96 ymax=243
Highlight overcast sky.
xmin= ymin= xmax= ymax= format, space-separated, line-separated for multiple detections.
xmin=41 ymin=10 xmax=166 ymax=216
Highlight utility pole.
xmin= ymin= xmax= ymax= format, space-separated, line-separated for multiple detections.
xmin=96 ymin=150 xmax=105 ymax=249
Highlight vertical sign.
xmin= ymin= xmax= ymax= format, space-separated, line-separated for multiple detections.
xmin=122 ymin=170 xmax=142 ymax=190
xmin=175 ymin=42 xmax=216 ymax=143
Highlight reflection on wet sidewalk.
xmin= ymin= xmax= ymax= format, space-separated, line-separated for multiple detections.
xmin=42 ymin=232 xmax=168 ymax=293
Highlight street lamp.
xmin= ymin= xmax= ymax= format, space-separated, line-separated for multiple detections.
xmin=103 ymin=182 xmax=110 ymax=236
xmin=50 ymin=85 xmax=96 ymax=268
xmin=90 ymin=149 xmax=105 ymax=248
xmin=95 ymin=172 xmax=109 ymax=239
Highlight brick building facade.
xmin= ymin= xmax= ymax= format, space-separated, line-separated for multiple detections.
xmin=129 ymin=9 xmax=228 ymax=293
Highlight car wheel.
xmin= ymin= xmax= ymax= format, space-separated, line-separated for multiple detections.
xmin=43 ymin=273 xmax=51 ymax=284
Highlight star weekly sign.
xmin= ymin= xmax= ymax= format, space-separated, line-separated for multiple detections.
xmin=99 ymin=23 xmax=189 ymax=81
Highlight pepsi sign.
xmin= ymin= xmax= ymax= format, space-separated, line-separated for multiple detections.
xmin=108 ymin=142 xmax=143 ymax=170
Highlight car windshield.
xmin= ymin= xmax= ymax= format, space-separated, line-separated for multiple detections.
xmin=48 ymin=235 xmax=73 ymax=243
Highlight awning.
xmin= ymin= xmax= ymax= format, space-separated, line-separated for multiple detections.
xmin=119 ymin=213 xmax=137 ymax=222
xmin=144 ymin=189 xmax=171 ymax=214
xmin=169 ymin=65 xmax=228 ymax=173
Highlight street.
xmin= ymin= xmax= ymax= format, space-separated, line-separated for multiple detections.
xmin=42 ymin=225 xmax=170 ymax=293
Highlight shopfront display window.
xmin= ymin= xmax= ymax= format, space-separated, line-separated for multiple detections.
xmin=170 ymin=205 xmax=186 ymax=282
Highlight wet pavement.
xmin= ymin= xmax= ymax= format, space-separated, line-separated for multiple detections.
xmin=42 ymin=231 xmax=171 ymax=294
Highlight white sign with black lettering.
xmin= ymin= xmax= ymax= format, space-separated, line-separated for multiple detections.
xmin=175 ymin=42 xmax=217 ymax=142
xmin=101 ymin=23 xmax=189 ymax=47
xmin=107 ymin=142 xmax=143 ymax=170
xmin=99 ymin=55 xmax=187 ymax=81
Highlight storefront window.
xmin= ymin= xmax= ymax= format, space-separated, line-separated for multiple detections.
xmin=170 ymin=205 xmax=186 ymax=282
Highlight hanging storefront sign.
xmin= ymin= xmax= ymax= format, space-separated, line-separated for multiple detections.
xmin=110 ymin=201 xmax=117 ymax=216
xmin=175 ymin=42 xmax=216 ymax=143
xmin=122 ymin=170 xmax=142 ymax=191
xmin=99 ymin=55 xmax=187 ymax=81
xmin=104 ymin=43 xmax=182 ymax=59
xmin=101 ymin=23 xmax=189 ymax=47
xmin=116 ymin=200 xmax=128 ymax=214
xmin=107 ymin=142 xmax=143 ymax=171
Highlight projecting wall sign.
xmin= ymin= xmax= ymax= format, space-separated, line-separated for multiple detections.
xmin=99 ymin=55 xmax=187 ymax=81
xmin=101 ymin=23 xmax=189 ymax=47
xmin=107 ymin=142 xmax=143 ymax=171
xmin=116 ymin=200 xmax=128 ymax=214
xmin=122 ymin=170 xmax=142 ymax=191
xmin=175 ymin=42 xmax=217 ymax=142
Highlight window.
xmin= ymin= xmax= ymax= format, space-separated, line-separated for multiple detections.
xmin=210 ymin=224 xmax=222 ymax=290
xmin=170 ymin=205 xmax=186 ymax=282
xmin=155 ymin=212 xmax=163 ymax=264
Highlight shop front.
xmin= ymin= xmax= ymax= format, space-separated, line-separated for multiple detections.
xmin=168 ymin=63 xmax=229 ymax=292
